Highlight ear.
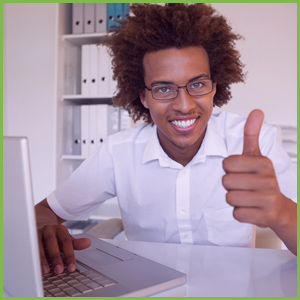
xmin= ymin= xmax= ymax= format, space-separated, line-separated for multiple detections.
xmin=140 ymin=91 xmax=149 ymax=109
xmin=212 ymin=82 xmax=217 ymax=97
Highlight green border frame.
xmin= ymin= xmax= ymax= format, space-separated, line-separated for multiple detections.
xmin=1 ymin=1 xmax=298 ymax=300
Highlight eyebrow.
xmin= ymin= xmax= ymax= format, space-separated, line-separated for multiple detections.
xmin=150 ymin=74 xmax=210 ymax=87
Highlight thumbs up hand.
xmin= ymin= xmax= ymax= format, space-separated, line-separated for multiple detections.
xmin=222 ymin=110 xmax=296 ymax=255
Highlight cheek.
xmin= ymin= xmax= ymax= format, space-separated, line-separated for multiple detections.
xmin=197 ymin=96 xmax=214 ymax=113
xmin=148 ymin=103 xmax=169 ymax=121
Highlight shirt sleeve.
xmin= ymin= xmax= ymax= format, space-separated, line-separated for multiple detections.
xmin=260 ymin=124 xmax=297 ymax=203
xmin=47 ymin=140 xmax=117 ymax=220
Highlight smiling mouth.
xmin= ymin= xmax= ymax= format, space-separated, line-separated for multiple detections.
xmin=170 ymin=117 xmax=199 ymax=129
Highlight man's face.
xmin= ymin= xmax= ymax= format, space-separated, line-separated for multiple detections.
xmin=140 ymin=46 xmax=216 ymax=163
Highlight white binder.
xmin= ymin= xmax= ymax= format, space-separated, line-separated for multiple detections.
xmin=96 ymin=105 xmax=109 ymax=146
xmin=72 ymin=3 xmax=84 ymax=34
xmin=108 ymin=106 xmax=120 ymax=135
xmin=81 ymin=44 xmax=90 ymax=95
xmin=72 ymin=105 xmax=81 ymax=155
xmin=109 ymin=60 xmax=117 ymax=97
xmin=88 ymin=105 xmax=98 ymax=155
xmin=89 ymin=44 xmax=98 ymax=95
xmin=120 ymin=109 xmax=131 ymax=131
xmin=95 ymin=3 xmax=107 ymax=33
xmin=83 ymin=3 xmax=95 ymax=33
xmin=81 ymin=105 xmax=89 ymax=158
xmin=97 ymin=45 xmax=111 ymax=97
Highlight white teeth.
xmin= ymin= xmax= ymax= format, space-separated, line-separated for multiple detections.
xmin=171 ymin=118 xmax=196 ymax=128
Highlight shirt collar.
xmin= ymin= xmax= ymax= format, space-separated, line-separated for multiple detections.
xmin=142 ymin=118 xmax=228 ymax=167
xmin=201 ymin=117 xmax=228 ymax=158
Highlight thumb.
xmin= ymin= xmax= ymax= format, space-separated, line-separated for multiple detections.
xmin=71 ymin=237 xmax=92 ymax=250
xmin=242 ymin=109 xmax=264 ymax=156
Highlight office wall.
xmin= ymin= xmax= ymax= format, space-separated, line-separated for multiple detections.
xmin=211 ymin=3 xmax=297 ymax=126
xmin=3 ymin=3 xmax=58 ymax=203
xmin=3 ymin=3 xmax=297 ymax=204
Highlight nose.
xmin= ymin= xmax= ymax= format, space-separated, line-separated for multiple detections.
xmin=171 ymin=87 xmax=196 ymax=113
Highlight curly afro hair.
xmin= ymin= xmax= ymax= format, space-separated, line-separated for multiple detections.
xmin=103 ymin=3 xmax=246 ymax=124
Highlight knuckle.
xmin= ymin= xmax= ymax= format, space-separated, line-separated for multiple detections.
xmin=59 ymin=236 xmax=72 ymax=246
xmin=222 ymin=158 xmax=228 ymax=170
xmin=264 ymin=177 xmax=278 ymax=190
xmin=232 ymin=208 xmax=242 ymax=221
xmin=261 ymin=157 xmax=274 ymax=172
xmin=43 ymin=234 xmax=57 ymax=245
xmin=222 ymin=174 xmax=229 ymax=188
xmin=222 ymin=174 xmax=234 ymax=190
xmin=226 ymin=191 xmax=234 ymax=205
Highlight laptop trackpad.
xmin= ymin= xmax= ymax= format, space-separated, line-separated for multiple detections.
xmin=82 ymin=248 xmax=123 ymax=266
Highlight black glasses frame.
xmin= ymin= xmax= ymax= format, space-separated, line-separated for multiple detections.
xmin=144 ymin=79 xmax=214 ymax=100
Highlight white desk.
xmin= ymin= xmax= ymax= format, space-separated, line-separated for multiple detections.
xmin=106 ymin=239 xmax=297 ymax=297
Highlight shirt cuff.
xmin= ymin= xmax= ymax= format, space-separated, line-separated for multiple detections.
xmin=47 ymin=192 xmax=90 ymax=221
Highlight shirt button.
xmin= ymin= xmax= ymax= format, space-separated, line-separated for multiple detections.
xmin=181 ymin=209 xmax=186 ymax=214
xmin=184 ymin=234 xmax=188 ymax=238
xmin=181 ymin=170 xmax=186 ymax=175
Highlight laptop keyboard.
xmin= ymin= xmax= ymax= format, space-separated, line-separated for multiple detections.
xmin=43 ymin=261 xmax=117 ymax=297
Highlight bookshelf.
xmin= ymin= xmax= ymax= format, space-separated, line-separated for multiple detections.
xmin=55 ymin=4 xmax=126 ymax=221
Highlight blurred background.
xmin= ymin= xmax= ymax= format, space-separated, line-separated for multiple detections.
xmin=3 ymin=3 xmax=297 ymax=210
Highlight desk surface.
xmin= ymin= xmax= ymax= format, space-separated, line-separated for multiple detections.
xmin=106 ymin=239 xmax=297 ymax=297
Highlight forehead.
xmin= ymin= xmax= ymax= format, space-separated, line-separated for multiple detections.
xmin=143 ymin=46 xmax=211 ymax=84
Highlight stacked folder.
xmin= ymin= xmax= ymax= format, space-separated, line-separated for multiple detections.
xmin=72 ymin=3 xmax=130 ymax=34
xmin=81 ymin=44 xmax=116 ymax=97
xmin=71 ymin=105 xmax=131 ymax=158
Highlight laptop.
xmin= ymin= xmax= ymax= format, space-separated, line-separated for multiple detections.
xmin=3 ymin=136 xmax=186 ymax=297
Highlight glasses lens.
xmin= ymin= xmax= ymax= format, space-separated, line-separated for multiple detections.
xmin=152 ymin=84 xmax=177 ymax=100
xmin=187 ymin=80 xmax=212 ymax=96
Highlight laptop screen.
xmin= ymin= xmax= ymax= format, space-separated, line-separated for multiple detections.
xmin=3 ymin=136 xmax=44 ymax=297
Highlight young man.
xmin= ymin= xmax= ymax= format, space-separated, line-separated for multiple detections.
xmin=36 ymin=3 xmax=297 ymax=275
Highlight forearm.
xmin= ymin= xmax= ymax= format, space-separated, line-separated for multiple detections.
xmin=271 ymin=196 xmax=297 ymax=256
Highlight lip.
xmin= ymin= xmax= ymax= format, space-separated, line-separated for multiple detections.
xmin=169 ymin=116 xmax=200 ymax=133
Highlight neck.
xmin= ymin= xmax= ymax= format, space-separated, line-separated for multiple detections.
xmin=157 ymin=128 xmax=206 ymax=167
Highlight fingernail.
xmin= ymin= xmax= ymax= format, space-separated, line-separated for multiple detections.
xmin=42 ymin=264 xmax=49 ymax=274
xmin=68 ymin=263 xmax=76 ymax=273
xmin=54 ymin=264 xmax=63 ymax=274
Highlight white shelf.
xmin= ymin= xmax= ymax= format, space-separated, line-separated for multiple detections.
xmin=63 ymin=33 xmax=107 ymax=46
xmin=61 ymin=155 xmax=86 ymax=160
xmin=62 ymin=95 xmax=113 ymax=105
xmin=63 ymin=94 xmax=113 ymax=100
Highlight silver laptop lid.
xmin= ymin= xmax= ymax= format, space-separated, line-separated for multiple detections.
xmin=3 ymin=136 xmax=44 ymax=297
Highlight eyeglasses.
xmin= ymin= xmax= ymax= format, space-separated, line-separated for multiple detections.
xmin=144 ymin=79 xmax=214 ymax=100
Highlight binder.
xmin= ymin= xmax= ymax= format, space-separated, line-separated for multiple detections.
xmin=89 ymin=44 xmax=98 ymax=95
xmin=88 ymin=105 xmax=98 ymax=155
xmin=95 ymin=3 xmax=107 ymax=33
xmin=120 ymin=109 xmax=131 ymax=131
xmin=83 ymin=3 xmax=95 ymax=33
xmin=81 ymin=105 xmax=89 ymax=158
xmin=96 ymin=105 xmax=120 ymax=146
xmin=122 ymin=3 xmax=130 ymax=20
xmin=114 ymin=3 xmax=123 ymax=23
xmin=107 ymin=3 xmax=115 ymax=30
xmin=107 ymin=106 xmax=120 ymax=135
xmin=81 ymin=44 xmax=90 ymax=95
xmin=72 ymin=3 xmax=84 ymax=34
xmin=109 ymin=64 xmax=118 ymax=97
xmin=72 ymin=105 xmax=81 ymax=155
xmin=96 ymin=105 xmax=109 ymax=146
xmin=64 ymin=105 xmax=73 ymax=155
xmin=97 ymin=45 xmax=110 ymax=97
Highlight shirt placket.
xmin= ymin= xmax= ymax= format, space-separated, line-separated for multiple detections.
xmin=176 ymin=166 xmax=193 ymax=244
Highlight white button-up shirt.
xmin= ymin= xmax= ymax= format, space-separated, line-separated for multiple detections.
xmin=48 ymin=111 xmax=297 ymax=248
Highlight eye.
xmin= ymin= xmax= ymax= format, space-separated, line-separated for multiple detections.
xmin=153 ymin=85 xmax=173 ymax=94
xmin=189 ymin=81 xmax=204 ymax=89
